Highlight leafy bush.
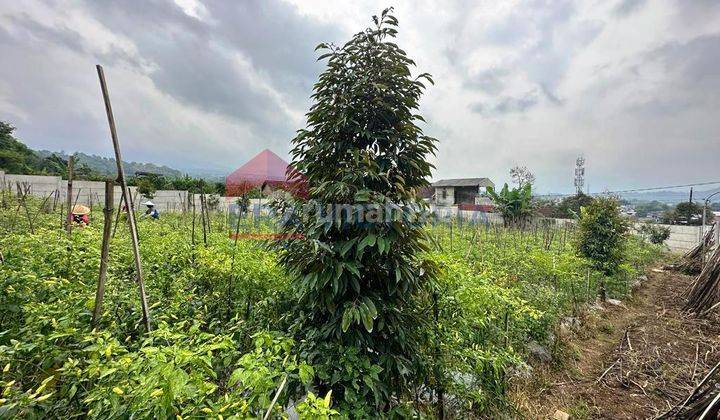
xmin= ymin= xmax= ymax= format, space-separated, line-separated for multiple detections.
xmin=485 ymin=183 xmax=533 ymax=228
xmin=574 ymin=197 xmax=630 ymax=299
xmin=639 ymin=222 xmax=671 ymax=244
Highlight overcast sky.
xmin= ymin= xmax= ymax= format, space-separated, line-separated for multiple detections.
xmin=1 ymin=0 xmax=718 ymax=193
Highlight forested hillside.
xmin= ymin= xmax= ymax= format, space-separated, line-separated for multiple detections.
xmin=1 ymin=120 xmax=184 ymax=179
xmin=0 ymin=122 xmax=68 ymax=176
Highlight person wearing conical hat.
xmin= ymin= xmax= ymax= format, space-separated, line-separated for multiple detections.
xmin=71 ymin=204 xmax=91 ymax=226
xmin=142 ymin=200 xmax=160 ymax=220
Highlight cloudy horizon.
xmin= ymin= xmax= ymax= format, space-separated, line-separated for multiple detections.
xmin=1 ymin=0 xmax=718 ymax=193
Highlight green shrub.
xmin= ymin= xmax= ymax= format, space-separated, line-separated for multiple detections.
xmin=574 ymin=197 xmax=630 ymax=299
xmin=485 ymin=183 xmax=533 ymax=228
xmin=639 ymin=222 xmax=671 ymax=245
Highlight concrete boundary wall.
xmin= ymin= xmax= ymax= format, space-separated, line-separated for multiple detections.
xmin=0 ymin=172 xmax=715 ymax=252
xmin=433 ymin=205 xmax=714 ymax=253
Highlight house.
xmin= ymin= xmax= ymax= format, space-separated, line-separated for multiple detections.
xmin=225 ymin=149 xmax=306 ymax=197
xmin=432 ymin=178 xmax=494 ymax=206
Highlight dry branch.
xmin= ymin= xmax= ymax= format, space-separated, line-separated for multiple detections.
xmin=670 ymin=225 xmax=716 ymax=275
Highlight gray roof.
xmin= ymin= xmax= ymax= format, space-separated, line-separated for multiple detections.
xmin=432 ymin=178 xmax=494 ymax=188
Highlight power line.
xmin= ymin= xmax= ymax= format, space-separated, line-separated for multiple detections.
xmin=602 ymin=180 xmax=720 ymax=195
xmin=537 ymin=180 xmax=720 ymax=198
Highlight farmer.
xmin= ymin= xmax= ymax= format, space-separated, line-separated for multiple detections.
xmin=143 ymin=201 xmax=160 ymax=220
xmin=71 ymin=204 xmax=91 ymax=226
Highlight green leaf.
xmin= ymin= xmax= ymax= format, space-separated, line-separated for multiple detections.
xmin=341 ymin=309 xmax=352 ymax=333
xmin=345 ymin=262 xmax=360 ymax=278
xmin=360 ymin=303 xmax=374 ymax=332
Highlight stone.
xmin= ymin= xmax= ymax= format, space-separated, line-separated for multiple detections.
xmin=560 ymin=316 xmax=581 ymax=334
xmin=589 ymin=302 xmax=605 ymax=311
xmin=528 ymin=340 xmax=552 ymax=363
xmin=606 ymin=298 xmax=623 ymax=307
xmin=507 ymin=363 xmax=533 ymax=380
xmin=553 ymin=409 xmax=570 ymax=420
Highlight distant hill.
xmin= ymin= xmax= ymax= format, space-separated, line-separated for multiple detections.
xmin=620 ymin=187 xmax=720 ymax=204
xmin=36 ymin=150 xmax=185 ymax=178
xmin=0 ymin=122 xmax=68 ymax=176
xmin=541 ymin=186 xmax=720 ymax=204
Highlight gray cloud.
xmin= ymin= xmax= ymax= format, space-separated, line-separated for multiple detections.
xmin=79 ymin=0 xmax=338 ymax=139
xmin=464 ymin=67 xmax=510 ymax=95
xmin=0 ymin=0 xmax=719 ymax=192
xmin=613 ymin=0 xmax=647 ymax=17
xmin=471 ymin=90 xmax=540 ymax=115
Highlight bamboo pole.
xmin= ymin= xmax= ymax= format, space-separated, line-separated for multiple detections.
xmin=65 ymin=155 xmax=74 ymax=234
xmin=112 ymin=192 xmax=124 ymax=238
xmin=16 ymin=183 xmax=35 ymax=234
xmin=92 ymin=181 xmax=114 ymax=328
xmin=31 ymin=191 xmax=55 ymax=230
xmin=96 ymin=64 xmax=152 ymax=332
xmin=200 ymin=192 xmax=208 ymax=246
xmin=191 ymin=195 xmax=196 ymax=246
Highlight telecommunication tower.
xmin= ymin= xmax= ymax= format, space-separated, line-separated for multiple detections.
xmin=574 ymin=156 xmax=585 ymax=194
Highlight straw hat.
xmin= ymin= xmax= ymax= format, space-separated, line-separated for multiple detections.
xmin=72 ymin=204 xmax=91 ymax=215
xmin=143 ymin=200 xmax=155 ymax=207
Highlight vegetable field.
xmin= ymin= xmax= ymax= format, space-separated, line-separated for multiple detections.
xmin=0 ymin=195 xmax=662 ymax=418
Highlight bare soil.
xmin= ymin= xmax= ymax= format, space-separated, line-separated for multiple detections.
xmin=513 ymin=268 xmax=720 ymax=419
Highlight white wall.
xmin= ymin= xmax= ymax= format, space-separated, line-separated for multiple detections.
xmin=435 ymin=186 xmax=455 ymax=206
xmin=657 ymin=224 xmax=712 ymax=253
xmin=1 ymin=171 xmax=715 ymax=252
xmin=434 ymin=204 xmax=715 ymax=252
xmin=4 ymin=174 xmax=62 ymax=198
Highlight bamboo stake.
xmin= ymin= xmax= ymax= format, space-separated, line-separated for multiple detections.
xmin=200 ymin=192 xmax=208 ymax=246
xmin=129 ymin=189 xmax=140 ymax=242
xmin=92 ymin=181 xmax=114 ymax=328
xmin=16 ymin=183 xmax=35 ymax=234
xmin=262 ymin=375 xmax=288 ymax=420
xmin=227 ymin=208 xmax=243 ymax=315
xmin=191 ymin=195 xmax=196 ymax=246
xmin=65 ymin=155 xmax=74 ymax=234
xmin=112 ymin=192 xmax=124 ymax=238
xmin=31 ymin=191 xmax=55 ymax=230
xmin=96 ymin=64 xmax=152 ymax=332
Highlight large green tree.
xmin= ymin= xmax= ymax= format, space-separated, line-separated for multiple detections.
xmin=272 ymin=9 xmax=438 ymax=413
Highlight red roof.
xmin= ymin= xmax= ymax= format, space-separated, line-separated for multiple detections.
xmin=226 ymin=149 xmax=306 ymax=197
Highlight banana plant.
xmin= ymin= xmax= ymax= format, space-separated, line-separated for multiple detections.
xmin=485 ymin=183 xmax=534 ymax=228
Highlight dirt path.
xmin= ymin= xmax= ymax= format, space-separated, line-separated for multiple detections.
xmin=514 ymin=268 xmax=720 ymax=419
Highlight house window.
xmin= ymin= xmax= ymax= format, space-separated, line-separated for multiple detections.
xmin=442 ymin=188 xmax=447 ymax=199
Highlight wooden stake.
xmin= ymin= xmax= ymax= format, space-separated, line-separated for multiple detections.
xmin=112 ymin=192 xmax=124 ymax=238
xmin=92 ymin=180 xmax=114 ymax=328
xmin=200 ymin=192 xmax=207 ymax=246
xmin=191 ymin=195 xmax=196 ymax=246
xmin=16 ymin=183 xmax=35 ymax=234
xmin=96 ymin=64 xmax=152 ymax=332
xmin=66 ymin=155 xmax=74 ymax=235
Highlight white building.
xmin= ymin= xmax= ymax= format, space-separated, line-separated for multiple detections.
xmin=433 ymin=178 xmax=494 ymax=207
